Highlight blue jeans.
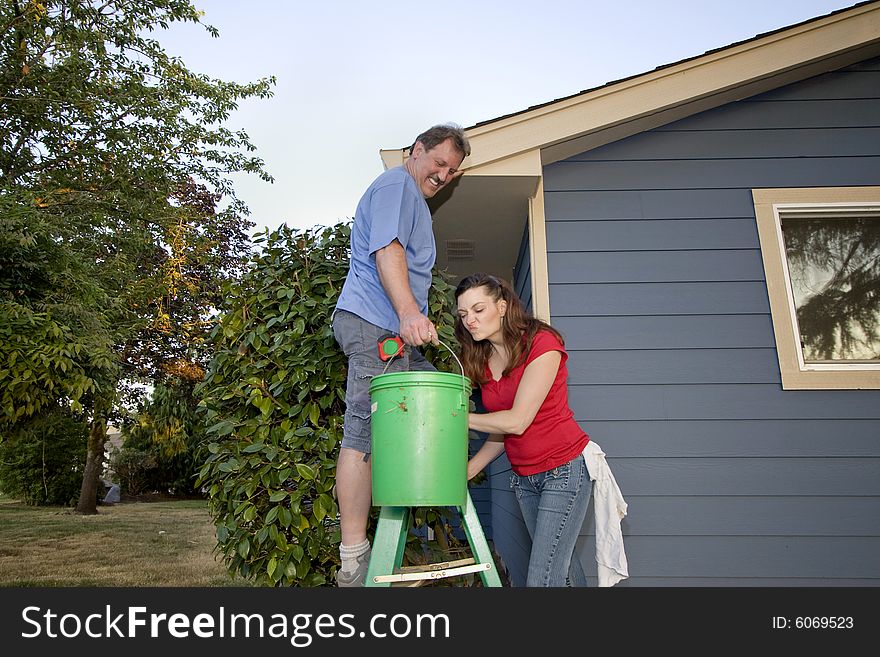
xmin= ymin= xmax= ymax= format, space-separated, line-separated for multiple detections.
xmin=511 ymin=453 xmax=591 ymax=587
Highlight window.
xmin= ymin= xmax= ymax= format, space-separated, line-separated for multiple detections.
xmin=752 ymin=187 xmax=880 ymax=390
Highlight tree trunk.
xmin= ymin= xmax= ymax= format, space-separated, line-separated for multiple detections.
xmin=75 ymin=414 xmax=108 ymax=515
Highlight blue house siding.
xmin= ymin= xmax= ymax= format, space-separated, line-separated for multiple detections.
xmin=489 ymin=57 xmax=880 ymax=586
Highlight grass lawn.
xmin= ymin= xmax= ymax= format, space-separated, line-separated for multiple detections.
xmin=0 ymin=494 xmax=252 ymax=587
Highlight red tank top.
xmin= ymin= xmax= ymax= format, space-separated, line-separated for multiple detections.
xmin=479 ymin=329 xmax=589 ymax=476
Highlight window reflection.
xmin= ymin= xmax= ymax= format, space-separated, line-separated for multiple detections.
xmin=780 ymin=214 xmax=879 ymax=363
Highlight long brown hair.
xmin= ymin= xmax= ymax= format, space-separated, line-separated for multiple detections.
xmin=454 ymin=273 xmax=564 ymax=386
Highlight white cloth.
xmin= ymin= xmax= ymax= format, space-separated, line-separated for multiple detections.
xmin=582 ymin=440 xmax=629 ymax=587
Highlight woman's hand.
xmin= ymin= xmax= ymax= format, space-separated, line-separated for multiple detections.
xmin=467 ymin=458 xmax=481 ymax=481
xmin=466 ymin=437 xmax=505 ymax=480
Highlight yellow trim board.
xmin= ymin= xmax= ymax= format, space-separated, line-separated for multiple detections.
xmin=528 ymin=178 xmax=551 ymax=323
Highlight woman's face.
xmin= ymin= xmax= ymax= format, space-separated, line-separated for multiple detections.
xmin=456 ymin=285 xmax=506 ymax=343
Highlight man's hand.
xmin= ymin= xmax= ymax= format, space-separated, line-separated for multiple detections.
xmin=398 ymin=312 xmax=439 ymax=347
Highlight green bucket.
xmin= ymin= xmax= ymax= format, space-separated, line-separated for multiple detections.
xmin=370 ymin=369 xmax=471 ymax=507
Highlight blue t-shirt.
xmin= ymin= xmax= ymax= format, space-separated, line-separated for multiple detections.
xmin=335 ymin=166 xmax=435 ymax=333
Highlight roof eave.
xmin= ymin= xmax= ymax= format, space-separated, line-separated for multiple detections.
xmin=382 ymin=1 xmax=880 ymax=173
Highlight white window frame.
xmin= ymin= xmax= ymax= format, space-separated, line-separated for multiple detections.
xmin=752 ymin=186 xmax=880 ymax=390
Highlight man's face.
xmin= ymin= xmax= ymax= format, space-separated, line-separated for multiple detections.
xmin=407 ymin=137 xmax=465 ymax=199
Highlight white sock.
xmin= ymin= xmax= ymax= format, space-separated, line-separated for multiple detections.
xmin=340 ymin=539 xmax=370 ymax=572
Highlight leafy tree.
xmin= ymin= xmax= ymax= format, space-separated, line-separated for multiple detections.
xmin=0 ymin=208 xmax=117 ymax=423
xmin=0 ymin=404 xmax=89 ymax=506
xmin=196 ymin=222 xmax=466 ymax=586
xmin=0 ymin=1 xmax=274 ymax=512
xmin=116 ymin=378 xmax=206 ymax=495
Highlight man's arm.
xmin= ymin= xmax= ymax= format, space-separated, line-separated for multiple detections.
xmin=375 ymin=239 xmax=437 ymax=346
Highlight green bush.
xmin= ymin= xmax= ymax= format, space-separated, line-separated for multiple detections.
xmin=196 ymin=222 xmax=464 ymax=586
xmin=121 ymin=445 xmax=200 ymax=496
xmin=0 ymin=406 xmax=89 ymax=506
xmin=108 ymin=447 xmax=158 ymax=496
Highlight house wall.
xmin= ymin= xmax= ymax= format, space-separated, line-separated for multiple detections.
xmin=491 ymin=57 xmax=880 ymax=586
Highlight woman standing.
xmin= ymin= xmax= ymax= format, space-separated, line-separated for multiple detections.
xmin=455 ymin=273 xmax=592 ymax=587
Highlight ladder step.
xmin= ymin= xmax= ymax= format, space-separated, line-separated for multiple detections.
xmin=396 ymin=557 xmax=475 ymax=573
xmin=372 ymin=561 xmax=492 ymax=584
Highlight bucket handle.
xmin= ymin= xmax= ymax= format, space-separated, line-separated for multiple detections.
xmin=382 ymin=336 xmax=469 ymax=402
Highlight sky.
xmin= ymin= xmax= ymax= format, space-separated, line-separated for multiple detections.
xmin=155 ymin=0 xmax=860 ymax=236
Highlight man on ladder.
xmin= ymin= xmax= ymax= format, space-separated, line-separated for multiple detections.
xmin=331 ymin=124 xmax=471 ymax=587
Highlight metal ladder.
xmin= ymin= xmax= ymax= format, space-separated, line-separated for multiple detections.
xmin=364 ymin=489 xmax=502 ymax=587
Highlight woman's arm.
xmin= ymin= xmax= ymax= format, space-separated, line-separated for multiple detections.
xmin=468 ymin=350 xmax=561 ymax=436
xmin=467 ymin=435 xmax=505 ymax=480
